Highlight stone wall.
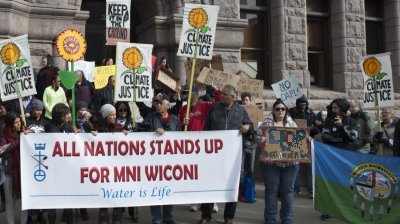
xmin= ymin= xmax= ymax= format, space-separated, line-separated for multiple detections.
xmin=270 ymin=0 xmax=310 ymax=88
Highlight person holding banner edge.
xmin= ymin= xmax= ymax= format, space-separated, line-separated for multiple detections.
xmin=257 ymin=99 xmax=299 ymax=224
xmin=197 ymin=84 xmax=253 ymax=224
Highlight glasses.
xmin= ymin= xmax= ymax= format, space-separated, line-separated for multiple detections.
xmin=118 ymin=108 xmax=127 ymax=112
xmin=274 ymin=107 xmax=286 ymax=112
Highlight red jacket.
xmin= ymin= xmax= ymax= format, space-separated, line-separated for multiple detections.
xmin=178 ymin=101 xmax=213 ymax=131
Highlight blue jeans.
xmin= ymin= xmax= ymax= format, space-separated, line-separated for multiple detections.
xmin=260 ymin=162 xmax=299 ymax=224
xmin=150 ymin=205 xmax=173 ymax=224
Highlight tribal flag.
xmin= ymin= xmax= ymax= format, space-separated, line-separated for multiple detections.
xmin=314 ymin=141 xmax=400 ymax=223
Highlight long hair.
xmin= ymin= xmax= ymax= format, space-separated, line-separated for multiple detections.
xmin=272 ymin=98 xmax=289 ymax=124
xmin=4 ymin=113 xmax=21 ymax=135
xmin=51 ymin=103 xmax=71 ymax=125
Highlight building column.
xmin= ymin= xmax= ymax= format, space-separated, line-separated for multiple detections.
xmin=385 ymin=0 xmax=400 ymax=93
xmin=331 ymin=0 xmax=365 ymax=96
xmin=270 ymin=0 xmax=309 ymax=88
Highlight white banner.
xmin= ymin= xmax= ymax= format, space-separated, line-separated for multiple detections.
xmin=106 ymin=0 xmax=131 ymax=45
xmin=21 ymin=131 xmax=242 ymax=209
xmin=115 ymin=43 xmax=153 ymax=102
xmin=271 ymin=76 xmax=303 ymax=104
xmin=360 ymin=52 xmax=394 ymax=109
xmin=0 ymin=35 xmax=36 ymax=101
xmin=68 ymin=60 xmax=95 ymax=82
xmin=177 ymin=4 xmax=219 ymax=60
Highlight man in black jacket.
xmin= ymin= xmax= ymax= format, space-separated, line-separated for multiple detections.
xmin=197 ymin=84 xmax=253 ymax=224
xmin=94 ymin=75 xmax=115 ymax=113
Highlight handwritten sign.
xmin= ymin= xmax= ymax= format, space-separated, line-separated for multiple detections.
xmin=21 ymin=131 xmax=241 ymax=209
xmin=262 ymin=127 xmax=310 ymax=163
xmin=0 ymin=35 xmax=36 ymax=101
xmin=237 ymin=78 xmax=264 ymax=100
xmin=360 ymin=52 xmax=394 ymax=109
xmin=271 ymin=76 xmax=303 ymax=104
xmin=177 ymin=4 xmax=220 ymax=60
xmin=197 ymin=67 xmax=240 ymax=90
xmin=184 ymin=55 xmax=223 ymax=84
xmin=106 ymin=0 xmax=131 ymax=45
xmin=94 ymin=65 xmax=116 ymax=89
xmin=155 ymin=67 xmax=180 ymax=93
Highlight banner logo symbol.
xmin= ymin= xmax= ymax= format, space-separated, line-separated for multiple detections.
xmin=32 ymin=143 xmax=48 ymax=182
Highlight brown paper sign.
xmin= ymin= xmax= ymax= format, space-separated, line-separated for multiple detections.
xmin=262 ymin=127 xmax=310 ymax=163
xmin=155 ymin=66 xmax=180 ymax=92
xmin=184 ymin=55 xmax=223 ymax=86
xmin=237 ymin=78 xmax=264 ymax=100
xmin=243 ymin=105 xmax=264 ymax=130
xmin=294 ymin=119 xmax=308 ymax=129
xmin=197 ymin=67 xmax=241 ymax=91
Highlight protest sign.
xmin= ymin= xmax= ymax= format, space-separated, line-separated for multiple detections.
xmin=184 ymin=55 xmax=223 ymax=84
xmin=115 ymin=43 xmax=153 ymax=102
xmin=56 ymin=29 xmax=87 ymax=62
xmin=106 ymin=0 xmax=131 ymax=45
xmin=237 ymin=78 xmax=264 ymax=100
xmin=197 ymin=67 xmax=240 ymax=91
xmin=271 ymin=76 xmax=303 ymax=104
xmin=177 ymin=4 xmax=219 ymax=60
xmin=261 ymin=127 xmax=310 ymax=162
xmin=0 ymin=35 xmax=36 ymax=101
xmin=155 ymin=67 xmax=180 ymax=93
xmin=21 ymin=131 xmax=242 ymax=209
xmin=68 ymin=60 xmax=95 ymax=82
xmin=243 ymin=106 xmax=264 ymax=130
xmin=360 ymin=53 xmax=394 ymax=109
xmin=94 ymin=65 xmax=116 ymax=89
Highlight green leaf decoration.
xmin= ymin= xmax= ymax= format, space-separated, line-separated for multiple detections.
xmin=120 ymin=70 xmax=133 ymax=77
xmin=137 ymin=67 xmax=147 ymax=74
xmin=185 ymin=29 xmax=196 ymax=34
xmin=2 ymin=66 xmax=11 ymax=74
xmin=377 ymin=72 xmax=387 ymax=80
xmin=200 ymin=27 xmax=211 ymax=33
xmin=58 ymin=70 xmax=78 ymax=89
xmin=364 ymin=78 xmax=372 ymax=85
xmin=15 ymin=59 xmax=27 ymax=68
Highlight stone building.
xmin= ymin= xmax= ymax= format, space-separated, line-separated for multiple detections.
xmin=0 ymin=0 xmax=399 ymax=110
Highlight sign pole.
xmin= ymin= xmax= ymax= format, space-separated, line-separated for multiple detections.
xmin=71 ymin=62 xmax=76 ymax=128
xmin=12 ymin=66 xmax=27 ymax=127
xmin=184 ymin=31 xmax=200 ymax=131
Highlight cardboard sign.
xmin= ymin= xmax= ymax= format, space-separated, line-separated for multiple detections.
xmin=21 ymin=131 xmax=242 ymax=209
xmin=262 ymin=127 xmax=310 ymax=163
xmin=271 ymin=76 xmax=303 ymax=104
xmin=197 ymin=67 xmax=240 ymax=91
xmin=294 ymin=119 xmax=308 ymax=128
xmin=68 ymin=60 xmax=95 ymax=82
xmin=184 ymin=55 xmax=223 ymax=84
xmin=106 ymin=0 xmax=131 ymax=45
xmin=94 ymin=65 xmax=116 ymax=89
xmin=243 ymin=105 xmax=264 ymax=130
xmin=0 ymin=35 xmax=37 ymax=101
xmin=115 ymin=43 xmax=153 ymax=102
xmin=360 ymin=52 xmax=394 ymax=109
xmin=237 ymin=78 xmax=264 ymax=100
xmin=177 ymin=4 xmax=220 ymax=60
xmin=155 ymin=66 xmax=180 ymax=93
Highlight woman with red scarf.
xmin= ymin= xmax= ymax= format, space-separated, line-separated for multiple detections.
xmin=0 ymin=113 xmax=28 ymax=224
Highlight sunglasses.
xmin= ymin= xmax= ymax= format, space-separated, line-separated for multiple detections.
xmin=118 ymin=108 xmax=127 ymax=112
xmin=274 ymin=107 xmax=286 ymax=112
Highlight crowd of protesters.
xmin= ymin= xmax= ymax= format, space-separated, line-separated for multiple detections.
xmin=0 ymin=55 xmax=399 ymax=224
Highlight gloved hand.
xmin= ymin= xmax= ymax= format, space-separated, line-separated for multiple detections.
xmin=379 ymin=137 xmax=389 ymax=145
xmin=373 ymin=132 xmax=384 ymax=142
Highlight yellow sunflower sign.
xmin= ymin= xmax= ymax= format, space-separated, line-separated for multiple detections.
xmin=360 ymin=53 xmax=394 ymax=109
xmin=56 ymin=29 xmax=87 ymax=62
xmin=177 ymin=4 xmax=219 ymax=60
xmin=115 ymin=42 xmax=153 ymax=102
xmin=0 ymin=35 xmax=36 ymax=101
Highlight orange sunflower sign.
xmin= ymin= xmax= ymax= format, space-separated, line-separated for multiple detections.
xmin=115 ymin=42 xmax=153 ymax=102
xmin=56 ymin=29 xmax=87 ymax=62
xmin=177 ymin=4 xmax=219 ymax=60
xmin=360 ymin=53 xmax=394 ymax=109
xmin=0 ymin=35 xmax=36 ymax=101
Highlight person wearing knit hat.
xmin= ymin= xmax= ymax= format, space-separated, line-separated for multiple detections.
xmin=30 ymin=99 xmax=44 ymax=111
xmin=100 ymin=104 xmax=116 ymax=119
xmin=26 ymin=99 xmax=51 ymax=133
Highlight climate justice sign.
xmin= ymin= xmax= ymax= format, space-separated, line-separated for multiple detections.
xmin=21 ymin=131 xmax=242 ymax=209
